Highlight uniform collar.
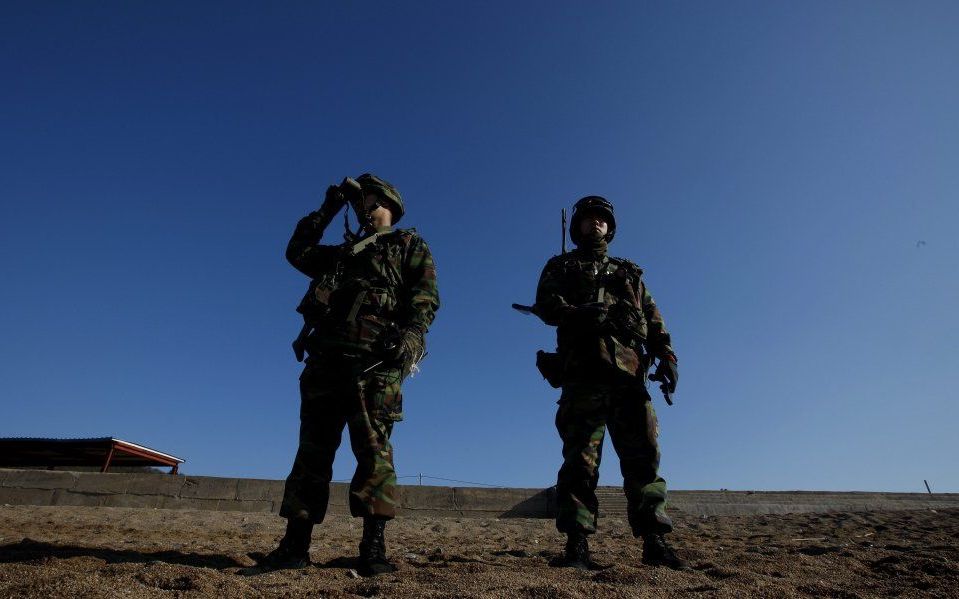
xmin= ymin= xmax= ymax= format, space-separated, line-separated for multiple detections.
xmin=573 ymin=241 xmax=608 ymax=261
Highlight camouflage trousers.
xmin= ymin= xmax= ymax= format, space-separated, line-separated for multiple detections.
xmin=555 ymin=380 xmax=671 ymax=537
xmin=280 ymin=355 xmax=404 ymax=523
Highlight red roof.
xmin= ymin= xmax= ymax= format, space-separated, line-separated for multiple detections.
xmin=0 ymin=437 xmax=184 ymax=473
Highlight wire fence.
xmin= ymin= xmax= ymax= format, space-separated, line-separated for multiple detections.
xmin=331 ymin=473 xmax=504 ymax=488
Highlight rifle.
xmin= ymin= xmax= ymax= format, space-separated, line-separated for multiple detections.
xmin=511 ymin=303 xmax=539 ymax=316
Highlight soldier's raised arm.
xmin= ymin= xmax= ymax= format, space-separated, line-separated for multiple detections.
xmin=285 ymin=186 xmax=346 ymax=279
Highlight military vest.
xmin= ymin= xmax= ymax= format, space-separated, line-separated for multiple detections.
xmin=555 ymin=253 xmax=649 ymax=377
xmin=298 ymin=229 xmax=415 ymax=355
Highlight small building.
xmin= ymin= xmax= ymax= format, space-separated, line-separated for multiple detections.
xmin=0 ymin=437 xmax=184 ymax=474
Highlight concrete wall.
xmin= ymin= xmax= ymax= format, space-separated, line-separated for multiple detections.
xmin=666 ymin=490 xmax=959 ymax=517
xmin=1 ymin=469 xmax=957 ymax=518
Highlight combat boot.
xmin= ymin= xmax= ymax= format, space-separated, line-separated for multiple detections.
xmin=357 ymin=517 xmax=397 ymax=577
xmin=558 ymin=530 xmax=591 ymax=570
xmin=641 ymin=534 xmax=688 ymax=570
xmin=240 ymin=518 xmax=312 ymax=575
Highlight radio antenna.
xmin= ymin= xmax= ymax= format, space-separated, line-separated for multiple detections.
xmin=561 ymin=208 xmax=567 ymax=254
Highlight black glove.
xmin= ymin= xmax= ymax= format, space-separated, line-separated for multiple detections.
xmin=564 ymin=302 xmax=608 ymax=330
xmin=649 ymin=355 xmax=678 ymax=394
xmin=320 ymin=184 xmax=347 ymax=214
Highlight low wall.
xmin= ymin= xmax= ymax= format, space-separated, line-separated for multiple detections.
xmin=1 ymin=469 xmax=957 ymax=518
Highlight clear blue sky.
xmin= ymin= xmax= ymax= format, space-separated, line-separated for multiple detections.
xmin=2 ymin=2 xmax=957 ymax=492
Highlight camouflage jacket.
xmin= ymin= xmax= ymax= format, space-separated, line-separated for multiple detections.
xmin=286 ymin=206 xmax=439 ymax=357
xmin=535 ymin=247 xmax=673 ymax=379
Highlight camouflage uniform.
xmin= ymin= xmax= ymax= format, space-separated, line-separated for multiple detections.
xmin=280 ymin=197 xmax=439 ymax=523
xmin=536 ymin=246 xmax=674 ymax=538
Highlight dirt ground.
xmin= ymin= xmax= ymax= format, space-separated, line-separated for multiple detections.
xmin=0 ymin=505 xmax=956 ymax=598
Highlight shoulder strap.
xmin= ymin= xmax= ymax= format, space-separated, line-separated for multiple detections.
xmin=346 ymin=231 xmax=385 ymax=256
xmin=596 ymin=255 xmax=610 ymax=303
xmin=604 ymin=257 xmax=645 ymax=307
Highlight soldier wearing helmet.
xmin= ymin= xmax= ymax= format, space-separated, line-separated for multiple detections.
xmin=534 ymin=195 xmax=684 ymax=570
xmin=246 ymin=173 xmax=439 ymax=576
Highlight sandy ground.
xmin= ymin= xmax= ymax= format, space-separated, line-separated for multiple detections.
xmin=0 ymin=505 xmax=956 ymax=598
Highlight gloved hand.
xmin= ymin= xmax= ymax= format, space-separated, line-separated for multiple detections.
xmin=401 ymin=330 xmax=424 ymax=363
xmin=378 ymin=329 xmax=424 ymax=365
xmin=564 ymin=302 xmax=608 ymax=330
xmin=320 ymin=184 xmax=347 ymax=213
xmin=649 ymin=354 xmax=678 ymax=394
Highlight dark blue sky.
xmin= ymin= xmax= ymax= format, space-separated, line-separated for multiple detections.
xmin=2 ymin=2 xmax=957 ymax=492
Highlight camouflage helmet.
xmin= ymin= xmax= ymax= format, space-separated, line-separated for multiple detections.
xmin=356 ymin=173 xmax=404 ymax=224
xmin=569 ymin=195 xmax=616 ymax=245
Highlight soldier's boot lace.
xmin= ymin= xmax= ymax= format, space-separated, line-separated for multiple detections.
xmin=358 ymin=517 xmax=397 ymax=577
xmin=641 ymin=534 xmax=688 ymax=570
xmin=559 ymin=531 xmax=591 ymax=570
xmin=240 ymin=518 xmax=312 ymax=575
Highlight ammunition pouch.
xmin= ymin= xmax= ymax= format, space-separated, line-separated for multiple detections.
xmin=536 ymin=350 xmax=564 ymax=388
xmin=604 ymin=302 xmax=648 ymax=348
xmin=292 ymin=322 xmax=311 ymax=362
xmin=297 ymin=277 xmax=335 ymax=319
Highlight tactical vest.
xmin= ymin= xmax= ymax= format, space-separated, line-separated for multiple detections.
xmin=297 ymin=229 xmax=414 ymax=355
xmin=556 ymin=254 xmax=650 ymax=377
